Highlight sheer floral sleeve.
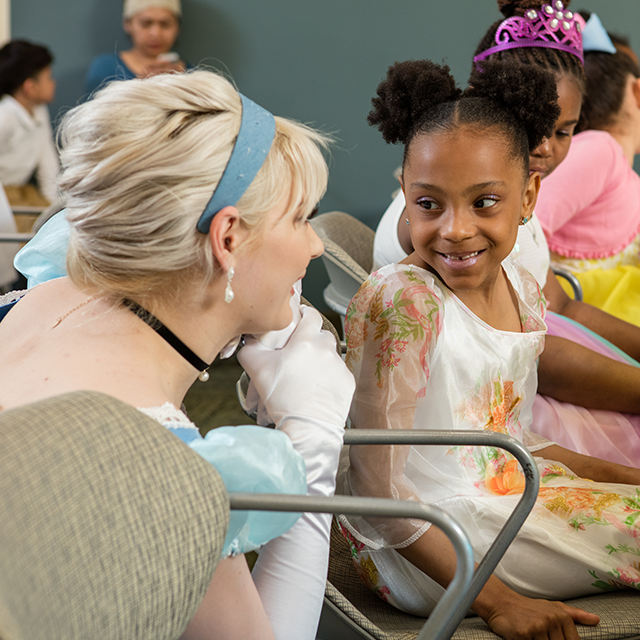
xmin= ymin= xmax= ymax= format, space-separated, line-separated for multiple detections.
xmin=342 ymin=265 xmax=444 ymax=548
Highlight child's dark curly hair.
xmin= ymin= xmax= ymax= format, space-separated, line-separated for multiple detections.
xmin=368 ymin=58 xmax=560 ymax=174
xmin=474 ymin=0 xmax=584 ymax=94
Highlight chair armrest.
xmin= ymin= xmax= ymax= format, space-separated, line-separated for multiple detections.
xmin=552 ymin=266 xmax=583 ymax=301
xmin=229 ymin=492 xmax=474 ymax=640
xmin=342 ymin=429 xmax=539 ymax=639
xmin=0 ymin=233 xmax=34 ymax=243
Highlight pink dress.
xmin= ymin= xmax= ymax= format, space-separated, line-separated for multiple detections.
xmin=535 ymin=130 xmax=640 ymax=327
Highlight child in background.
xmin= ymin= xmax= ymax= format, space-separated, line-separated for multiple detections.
xmin=535 ymin=15 xmax=640 ymax=327
xmin=341 ymin=57 xmax=640 ymax=640
xmin=0 ymin=40 xmax=58 ymax=216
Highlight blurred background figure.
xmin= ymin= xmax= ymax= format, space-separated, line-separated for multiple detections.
xmin=0 ymin=39 xmax=58 ymax=216
xmin=85 ymin=0 xmax=185 ymax=96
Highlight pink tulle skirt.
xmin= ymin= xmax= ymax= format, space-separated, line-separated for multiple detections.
xmin=531 ymin=312 xmax=640 ymax=466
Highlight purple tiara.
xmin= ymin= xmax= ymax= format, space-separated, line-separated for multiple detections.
xmin=474 ymin=0 xmax=584 ymax=64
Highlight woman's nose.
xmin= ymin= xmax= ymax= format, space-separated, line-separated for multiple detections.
xmin=308 ymin=225 xmax=324 ymax=259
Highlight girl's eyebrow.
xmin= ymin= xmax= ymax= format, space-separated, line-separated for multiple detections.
xmin=558 ymin=118 xmax=579 ymax=127
xmin=410 ymin=180 xmax=507 ymax=195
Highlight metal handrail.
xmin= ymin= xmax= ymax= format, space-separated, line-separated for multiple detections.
xmin=343 ymin=429 xmax=539 ymax=639
xmin=0 ymin=233 xmax=34 ymax=243
xmin=229 ymin=492 xmax=474 ymax=640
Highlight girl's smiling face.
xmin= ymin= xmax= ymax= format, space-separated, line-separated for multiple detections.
xmin=401 ymin=126 xmax=539 ymax=299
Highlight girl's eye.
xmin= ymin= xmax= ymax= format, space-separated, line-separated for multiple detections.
xmin=556 ymin=130 xmax=571 ymax=138
xmin=474 ymin=198 xmax=498 ymax=209
xmin=417 ymin=199 xmax=439 ymax=211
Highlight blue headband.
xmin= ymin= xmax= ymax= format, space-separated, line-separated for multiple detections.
xmin=582 ymin=13 xmax=617 ymax=55
xmin=197 ymin=93 xmax=276 ymax=234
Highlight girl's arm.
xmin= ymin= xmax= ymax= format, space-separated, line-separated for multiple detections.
xmin=397 ymin=526 xmax=599 ymax=640
xmin=544 ymin=269 xmax=640 ymax=361
xmin=535 ymin=443 xmax=640 ymax=485
xmin=537 ymin=334 xmax=640 ymax=412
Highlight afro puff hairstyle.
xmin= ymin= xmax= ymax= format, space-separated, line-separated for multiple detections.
xmin=368 ymin=58 xmax=561 ymax=175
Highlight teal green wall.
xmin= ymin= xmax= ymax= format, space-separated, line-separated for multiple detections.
xmin=12 ymin=0 xmax=640 ymax=308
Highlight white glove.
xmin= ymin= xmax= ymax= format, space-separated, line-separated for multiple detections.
xmin=237 ymin=304 xmax=355 ymax=640
xmin=237 ymin=304 xmax=354 ymax=429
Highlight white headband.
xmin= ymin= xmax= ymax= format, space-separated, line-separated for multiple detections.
xmin=123 ymin=0 xmax=181 ymax=19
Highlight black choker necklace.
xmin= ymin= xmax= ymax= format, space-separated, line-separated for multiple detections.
xmin=123 ymin=299 xmax=212 ymax=382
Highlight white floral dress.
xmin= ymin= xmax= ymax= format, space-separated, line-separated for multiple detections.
xmin=339 ymin=259 xmax=640 ymax=616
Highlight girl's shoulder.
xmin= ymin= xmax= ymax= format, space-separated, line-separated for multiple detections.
xmin=345 ymin=263 xmax=445 ymax=336
xmin=368 ymin=263 xmax=445 ymax=295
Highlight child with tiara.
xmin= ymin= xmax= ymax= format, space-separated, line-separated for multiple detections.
xmin=373 ymin=0 xmax=640 ymax=467
xmin=535 ymin=13 xmax=640 ymax=329
xmin=340 ymin=57 xmax=640 ymax=639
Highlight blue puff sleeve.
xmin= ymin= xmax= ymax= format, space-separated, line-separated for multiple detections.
xmin=187 ymin=426 xmax=306 ymax=558
xmin=14 ymin=210 xmax=70 ymax=288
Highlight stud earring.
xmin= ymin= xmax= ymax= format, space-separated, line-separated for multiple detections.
xmin=520 ymin=215 xmax=531 ymax=226
xmin=406 ymin=218 xmax=409 ymax=225
xmin=224 ymin=266 xmax=235 ymax=303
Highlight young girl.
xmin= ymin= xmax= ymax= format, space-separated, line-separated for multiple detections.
xmin=372 ymin=0 xmax=640 ymax=467
xmin=341 ymin=58 xmax=640 ymax=640
xmin=535 ymin=14 xmax=640 ymax=327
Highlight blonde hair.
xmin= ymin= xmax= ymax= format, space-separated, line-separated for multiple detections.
xmin=58 ymin=70 xmax=330 ymax=302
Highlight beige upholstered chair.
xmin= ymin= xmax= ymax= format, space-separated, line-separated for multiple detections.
xmin=0 ymin=391 xmax=228 ymax=640
xmin=311 ymin=211 xmax=375 ymax=320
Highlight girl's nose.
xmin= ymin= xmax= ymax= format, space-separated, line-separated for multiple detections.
xmin=532 ymin=137 xmax=551 ymax=158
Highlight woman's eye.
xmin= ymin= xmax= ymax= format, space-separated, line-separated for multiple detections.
xmin=474 ymin=198 xmax=498 ymax=209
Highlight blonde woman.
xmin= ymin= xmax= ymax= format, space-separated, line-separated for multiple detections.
xmin=0 ymin=70 xmax=355 ymax=639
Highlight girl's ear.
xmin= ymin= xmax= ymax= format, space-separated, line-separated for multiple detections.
xmin=207 ymin=206 xmax=251 ymax=271
xmin=520 ymin=172 xmax=540 ymax=223
xmin=632 ymin=77 xmax=640 ymax=108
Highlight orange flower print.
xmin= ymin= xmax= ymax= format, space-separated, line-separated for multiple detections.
xmin=485 ymin=459 xmax=526 ymax=495
xmin=455 ymin=377 xmax=522 ymax=436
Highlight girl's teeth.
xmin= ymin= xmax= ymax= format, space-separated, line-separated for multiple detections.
xmin=445 ymin=251 xmax=479 ymax=260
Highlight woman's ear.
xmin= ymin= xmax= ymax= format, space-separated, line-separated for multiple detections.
xmin=521 ymin=171 xmax=540 ymax=223
xmin=207 ymin=206 xmax=251 ymax=271
xmin=123 ymin=18 xmax=132 ymax=36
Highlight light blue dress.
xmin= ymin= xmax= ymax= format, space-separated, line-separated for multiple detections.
xmin=138 ymin=404 xmax=306 ymax=558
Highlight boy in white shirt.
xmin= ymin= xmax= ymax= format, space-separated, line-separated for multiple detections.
xmin=0 ymin=40 xmax=59 ymax=218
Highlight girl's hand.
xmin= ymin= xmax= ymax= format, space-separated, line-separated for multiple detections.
xmin=480 ymin=589 xmax=599 ymax=639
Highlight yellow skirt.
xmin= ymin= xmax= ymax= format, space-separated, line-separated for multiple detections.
xmin=557 ymin=265 xmax=640 ymax=327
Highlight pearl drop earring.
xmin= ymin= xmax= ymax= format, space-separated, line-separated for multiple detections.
xmin=224 ymin=266 xmax=235 ymax=304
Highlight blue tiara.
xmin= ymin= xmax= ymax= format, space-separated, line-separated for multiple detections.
xmin=197 ymin=93 xmax=276 ymax=234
